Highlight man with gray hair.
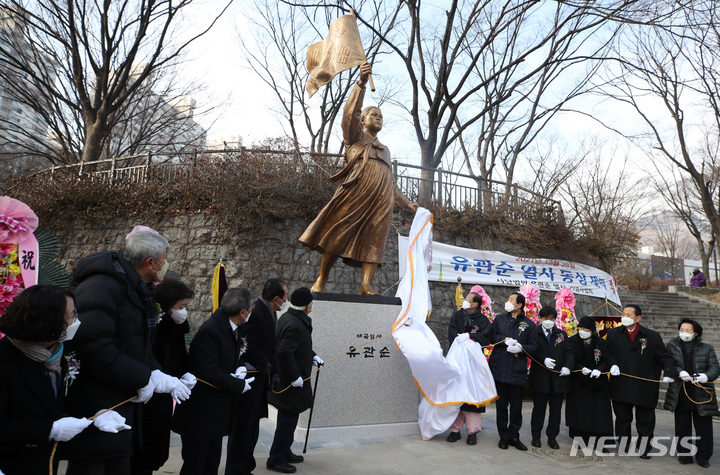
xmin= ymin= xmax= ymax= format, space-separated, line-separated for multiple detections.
xmin=63 ymin=227 xmax=192 ymax=474
xmin=172 ymin=288 xmax=255 ymax=475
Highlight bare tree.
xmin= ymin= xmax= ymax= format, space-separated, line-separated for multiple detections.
xmin=561 ymin=149 xmax=649 ymax=272
xmin=650 ymin=210 xmax=696 ymax=281
xmin=0 ymin=1 xmax=230 ymax=166
xmin=594 ymin=2 xmax=720 ymax=278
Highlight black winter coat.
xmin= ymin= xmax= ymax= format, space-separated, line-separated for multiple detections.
xmin=607 ymin=324 xmax=678 ymax=407
xmin=448 ymin=308 xmax=492 ymax=413
xmin=488 ymin=312 xmax=537 ymax=387
xmin=236 ymin=298 xmax=277 ymax=423
xmin=0 ymin=339 xmax=66 ymax=475
xmin=267 ymin=308 xmax=315 ymax=414
xmin=172 ymin=308 xmax=248 ymax=440
xmin=565 ymin=334 xmax=613 ymax=435
xmin=664 ymin=337 xmax=720 ymax=417
xmin=63 ymin=251 xmax=160 ymax=459
xmin=529 ymin=325 xmax=575 ymax=394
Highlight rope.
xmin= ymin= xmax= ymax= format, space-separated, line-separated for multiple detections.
xmin=588 ymin=300 xmax=622 ymax=317
xmin=682 ymin=379 xmax=716 ymax=405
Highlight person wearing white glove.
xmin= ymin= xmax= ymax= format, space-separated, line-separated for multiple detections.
xmin=565 ymin=316 xmax=613 ymax=448
xmin=49 ymin=417 xmax=92 ymax=442
xmin=489 ymin=292 xmax=537 ymax=452
xmin=172 ymin=288 xmax=256 ymax=475
xmin=528 ymin=306 xmax=574 ymax=450
xmin=92 ymin=410 xmax=131 ymax=433
xmin=266 ymin=287 xmax=318 ymax=471
xmin=663 ymin=318 xmax=719 ymax=468
xmin=313 ymin=355 xmax=324 ymax=366
xmin=605 ymin=305 xmax=679 ymax=459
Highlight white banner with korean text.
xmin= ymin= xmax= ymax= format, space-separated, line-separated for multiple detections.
xmin=398 ymin=237 xmax=621 ymax=305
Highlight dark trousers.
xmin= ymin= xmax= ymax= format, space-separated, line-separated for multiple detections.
xmin=495 ymin=381 xmax=525 ymax=442
xmin=531 ymin=391 xmax=564 ymax=439
xmin=179 ymin=435 xmax=222 ymax=475
xmin=675 ymin=408 xmax=714 ymax=463
xmin=225 ymin=418 xmax=260 ymax=475
xmin=612 ymin=400 xmax=655 ymax=454
xmin=267 ymin=410 xmax=299 ymax=466
xmin=66 ymin=458 xmax=131 ymax=475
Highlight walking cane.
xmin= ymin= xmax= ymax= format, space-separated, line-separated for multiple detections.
xmin=303 ymin=368 xmax=321 ymax=454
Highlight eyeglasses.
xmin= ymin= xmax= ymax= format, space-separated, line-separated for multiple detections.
xmin=67 ymin=308 xmax=78 ymax=323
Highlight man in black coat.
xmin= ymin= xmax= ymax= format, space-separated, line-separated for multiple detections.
xmin=266 ymin=288 xmax=323 ymax=474
xmin=64 ymin=228 xmax=192 ymax=474
xmin=489 ymin=291 xmax=537 ymax=451
xmin=529 ymin=306 xmax=574 ymax=450
xmin=226 ymin=278 xmax=288 ymax=475
xmin=607 ymin=304 xmax=677 ymax=458
xmin=446 ymin=291 xmax=492 ymax=445
xmin=172 ymin=288 xmax=255 ymax=475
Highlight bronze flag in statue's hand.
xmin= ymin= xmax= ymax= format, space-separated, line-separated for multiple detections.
xmin=305 ymin=13 xmax=367 ymax=98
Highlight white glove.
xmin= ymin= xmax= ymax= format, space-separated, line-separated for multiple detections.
xmin=695 ymin=374 xmax=708 ymax=384
xmin=679 ymin=371 xmax=692 ymax=382
xmin=234 ymin=366 xmax=248 ymax=379
xmin=180 ymin=372 xmax=197 ymax=390
xmin=559 ymin=367 xmax=571 ymax=376
xmin=590 ymin=369 xmax=601 ymax=379
xmin=49 ymin=417 xmax=92 ymax=442
xmin=242 ymin=376 xmax=255 ymax=393
xmin=505 ymin=338 xmax=518 ymax=347
xmin=507 ymin=345 xmax=522 ymax=354
xmin=313 ymin=355 xmax=324 ymax=366
xmin=610 ymin=365 xmax=620 ymax=376
xmin=291 ymin=376 xmax=304 ymax=388
xmin=135 ymin=378 xmax=154 ymax=403
xmin=171 ymin=380 xmax=192 ymax=403
xmin=92 ymin=410 xmax=131 ymax=433
xmin=581 ymin=367 xmax=591 ymax=376
xmin=544 ymin=358 xmax=556 ymax=369
xmin=662 ymin=376 xmax=674 ymax=383
xmin=150 ymin=369 xmax=178 ymax=393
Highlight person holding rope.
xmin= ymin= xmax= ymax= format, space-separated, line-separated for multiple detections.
xmin=267 ymin=288 xmax=324 ymax=474
xmin=528 ymin=306 xmax=574 ymax=450
xmin=607 ymin=304 xmax=677 ymax=459
xmin=489 ymin=292 xmax=537 ymax=451
xmin=664 ymin=318 xmax=719 ymax=468
xmin=172 ymin=287 xmax=255 ymax=475
xmin=565 ymin=316 xmax=613 ymax=450
xmin=446 ymin=291 xmax=493 ymax=445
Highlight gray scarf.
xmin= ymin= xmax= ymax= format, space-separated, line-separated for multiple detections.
xmin=8 ymin=337 xmax=63 ymax=372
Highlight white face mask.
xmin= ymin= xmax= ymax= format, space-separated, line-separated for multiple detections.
xmin=679 ymin=332 xmax=694 ymax=342
xmin=504 ymin=301 xmax=515 ymax=313
xmin=152 ymin=258 xmax=170 ymax=280
xmin=279 ymin=300 xmax=290 ymax=313
xmin=541 ymin=319 xmax=555 ymax=330
xmin=171 ymin=307 xmax=188 ymax=324
xmin=578 ymin=329 xmax=592 ymax=340
xmin=461 ymin=300 xmax=472 ymax=310
xmin=621 ymin=316 xmax=636 ymax=327
xmin=60 ymin=318 xmax=81 ymax=342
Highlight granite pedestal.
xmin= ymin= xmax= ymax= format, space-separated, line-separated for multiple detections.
xmin=276 ymin=293 xmax=421 ymax=445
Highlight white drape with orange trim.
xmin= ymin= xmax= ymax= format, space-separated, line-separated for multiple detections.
xmin=393 ymin=208 xmax=498 ymax=439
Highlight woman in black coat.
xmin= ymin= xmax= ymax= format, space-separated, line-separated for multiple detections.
xmin=0 ymin=285 xmax=116 ymax=474
xmin=131 ymin=278 xmax=195 ymax=475
xmin=664 ymin=318 xmax=719 ymax=468
xmin=565 ymin=316 xmax=613 ymax=445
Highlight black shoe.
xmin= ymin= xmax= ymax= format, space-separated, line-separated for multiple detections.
xmin=679 ymin=457 xmax=693 ymax=465
xmin=531 ymin=438 xmax=541 ymax=448
xmin=640 ymin=454 xmax=651 ymax=460
xmin=447 ymin=431 xmax=461 ymax=443
xmin=698 ymin=461 xmax=710 ymax=468
xmin=547 ymin=438 xmax=559 ymax=450
xmin=509 ymin=438 xmax=528 ymax=451
xmin=286 ymin=453 xmax=304 ymax=464
xmin=266 ymin=463 xmax=297 ymax=473
xmin=467 ymin=433 xmax=477 ymax=445
xmin=498 ymin=440 xmax=509 ymax=450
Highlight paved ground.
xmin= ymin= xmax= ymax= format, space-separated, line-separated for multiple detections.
xmin=57 ymin=402 xmax=720 ymax=474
